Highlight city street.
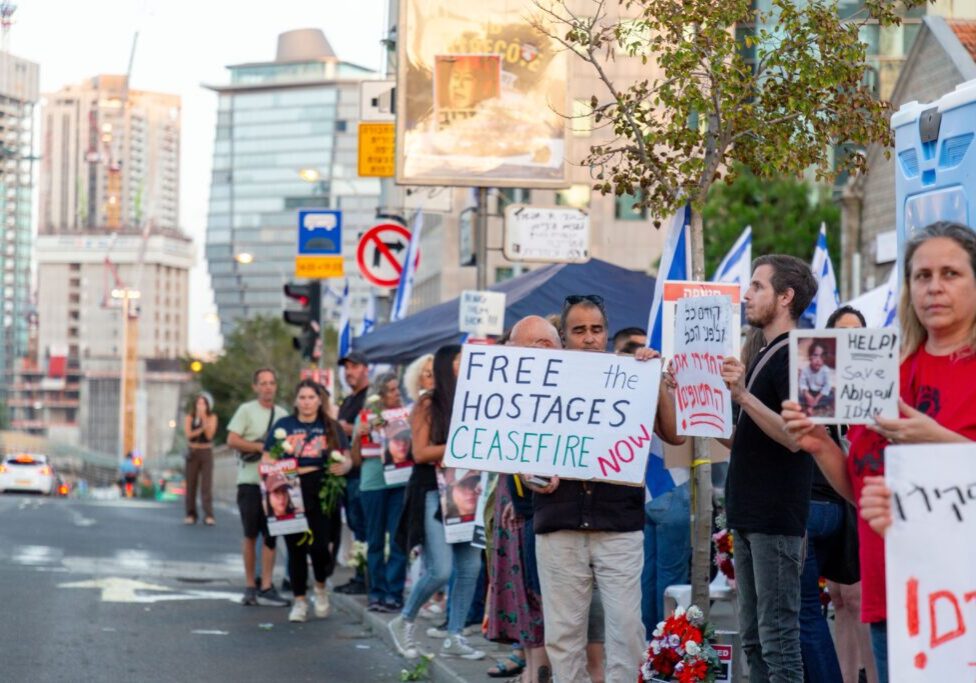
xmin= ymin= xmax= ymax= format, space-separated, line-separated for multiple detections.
xmin=0 ymin=493 xmax=407 ymax=682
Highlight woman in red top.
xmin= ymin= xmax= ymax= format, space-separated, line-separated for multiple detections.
xmin=782 ymin=221 xmax=976 ymax=683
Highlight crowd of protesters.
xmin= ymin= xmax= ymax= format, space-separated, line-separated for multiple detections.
xmin=204 ymin=219 xmax=975 ymax=683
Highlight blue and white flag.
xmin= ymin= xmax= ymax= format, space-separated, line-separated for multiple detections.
xmin=646 ymin=205 xmax=691 ymax=353
xmin=845 ymin=264 xmax=899 ymax=328
xmin=390 ymin=210 xmax=423 ymax=322
xmin=881 ymin=264 xmax=899 ymax=328
xmin=337 ymin=278 xmax=351 ymax=360
xmin=359 ymin=290 xmax=376 ymax=336
xmin=644 ymin=205 xmax=692 ymax=500
xmin=803 ymin=223 xmax=840 ymax=328
xmin=711 ymin=225 xmax=752 ymax=299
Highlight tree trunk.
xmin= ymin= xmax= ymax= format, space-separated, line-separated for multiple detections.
xmin=687 ymin=206 xmax=714 ymax=616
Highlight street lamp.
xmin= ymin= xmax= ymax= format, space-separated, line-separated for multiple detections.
xmin=234 ymin=252 xmax=254 ymax=265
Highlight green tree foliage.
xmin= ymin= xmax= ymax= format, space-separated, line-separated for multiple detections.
xmin=703 ymin=166 xmax=840 ymax=276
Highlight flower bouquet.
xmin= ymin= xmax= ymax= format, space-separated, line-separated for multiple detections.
xmin=267 ymin=427 xmax=295 ymax=460
xmin=638 ymin=605 xmax=722 ymax=683
xmin=319 ymin=449 xmax=347 ymax=515
xmin=712 ymin=513 xmax=734 ymax=588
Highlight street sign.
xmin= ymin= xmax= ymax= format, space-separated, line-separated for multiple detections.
xmin=503 ymin=204 xmax=590 ymax=263
xmin=459 ymin=290 xmax=506 ymax=337
xmin=295 ymin=209 xmax=344 ymax=279
xmin=356 ymin=222 xmax=420 ymax=288
xmin=360 ymin=80 xmax=396 ymax=122
xmin=358 ymin=122 xmax=395 ymax=177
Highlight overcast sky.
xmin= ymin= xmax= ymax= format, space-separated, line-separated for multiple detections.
xmin=14 ymin=0 xmax=388 ymax=355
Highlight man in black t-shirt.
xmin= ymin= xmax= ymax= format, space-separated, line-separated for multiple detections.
xmin=334 ymin=350 xmax=370 ymax=595
xmin=719 ymin=255 xmax=817 ymax=683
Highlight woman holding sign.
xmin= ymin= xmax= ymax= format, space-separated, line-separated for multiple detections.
xmin=389 ymin=344 xmax=486 ymax=661
xmin=783 ymin=222 xmax=976 ymax=682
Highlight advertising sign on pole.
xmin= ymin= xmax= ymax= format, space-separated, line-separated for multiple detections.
xmin=459 ymin=290 xmax=506 ymax=337
xmin=295 ymin=209 xmax=343 ymax=279
xmin=396 ymin=0 xmax=569 ymax=188
xmin=355 ymin=222 xmax=419 ymax=288
xmin=444 ymin=345 xmax=662 ymax=485
xmin=503 ymin=204 xmax=590 ymax=263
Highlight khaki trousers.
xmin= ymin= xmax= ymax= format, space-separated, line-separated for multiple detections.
xmin=185 ymin=448 xmax=214 ymax=519
xmin=536 ymin=529 xmax=644 ymax=683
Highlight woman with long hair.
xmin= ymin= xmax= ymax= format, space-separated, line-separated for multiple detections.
xmin=783 ymin=222 xmax=976 ymax=682
xmin=183 ymin=392 xmax=217 ymax=525
xmin=263 ymin=379 xmax=352 ymax=623
xmin=388 ymin=344 xmax=486 ymax=661
xmin=403 ymin=353 xmax=435 ymax=404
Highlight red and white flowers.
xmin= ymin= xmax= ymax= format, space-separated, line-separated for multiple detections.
xmin=638 ymin=605 xmax=722 ymax=683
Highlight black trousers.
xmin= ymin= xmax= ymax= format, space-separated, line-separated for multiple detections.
xmin=284 ymin=470 xmax=343 ymax=597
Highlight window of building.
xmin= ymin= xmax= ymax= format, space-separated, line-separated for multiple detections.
xmin=615 ymin=191 xmax=648 ymax=220
xmin=572 ymin=99 xmax=594 ymax=137
xmin=555 ymin=184 xmax=591 ymax=209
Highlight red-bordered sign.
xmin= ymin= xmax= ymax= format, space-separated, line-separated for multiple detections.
xmin=356 ymin=223 xmax=420 ymax=288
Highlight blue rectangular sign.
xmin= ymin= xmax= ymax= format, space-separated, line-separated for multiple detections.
xmin=297 ymin=209 xmax=343 ymax=256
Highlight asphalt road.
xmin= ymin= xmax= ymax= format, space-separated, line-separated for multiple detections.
xmin=0 ymin=492 xmax=409 ymax=682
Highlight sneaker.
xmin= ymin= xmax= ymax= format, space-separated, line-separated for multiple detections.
xmin=256 ymin=586 xmax=290 ymax=607
xmin=367 ymin=599 xmax=391 ymax=612
xmin=335 ymin=578 xmax=367 ymax=595
xmin=289 ymin=599 xmax=309 ymax=623
xmin=313 ymin=586 xmax=331 ymax=618
xmin=440 ymin=634 xmax=485 ymax=660
xmin=418 ymin=604 xmax=443 ymax=620
xmin=388 ymin=615 xmax=429 ymax=659
xmin=240 ymin=587 xmax=258 ymax=606
xmin=426 ymin=621 xmax=479 ymax=638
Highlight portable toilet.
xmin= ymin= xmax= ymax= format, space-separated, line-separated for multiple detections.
xmin=892 ymin=78 xmax=976 ymax=279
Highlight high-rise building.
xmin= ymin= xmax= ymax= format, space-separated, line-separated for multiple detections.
xmin=0 ymin=50 xmax=39 ymax=394
xmin=39 ymin=75 xmax=180 ymax=234
xmin=204 ymin=29 xmax=381 ymax=337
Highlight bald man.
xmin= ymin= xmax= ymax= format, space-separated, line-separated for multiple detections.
xmin=508 ymin=315 xmax=560 ymax=349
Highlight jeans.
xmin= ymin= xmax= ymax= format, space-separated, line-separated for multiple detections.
xmin=799 ymin=501 xmax=844 ymax=683
xmin=641 ymin=482 xmax=691 ymax=638
xmin=361 ymin=486 xmax=407 ymax=605
xmin=869 ymin=621 xmax=888 ymax=683
xmin=734 ymin=530 xmax=805 ymax=683
xmin=401 ymin=490 xmax=482 ymax=635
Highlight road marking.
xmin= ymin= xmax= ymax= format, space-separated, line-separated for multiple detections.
xmin=58 ymin=577 xmax=241 ymax=604
xmin=191 ymin=630 xmax=229 ymax=636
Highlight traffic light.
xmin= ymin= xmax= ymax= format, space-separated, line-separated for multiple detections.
xmin=283 ymin=282 xmax=322 ymax=361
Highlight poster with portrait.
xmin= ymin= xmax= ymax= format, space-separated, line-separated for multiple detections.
xmin=259 ymin=458 xmax=308 ymax=536
xmin=437 ymin=468 xmax=488 ymax=543
xmin=381 ymin=407 xmax=414 ymax=486
xmin=396 ymin=0 xmax=569 ymax=187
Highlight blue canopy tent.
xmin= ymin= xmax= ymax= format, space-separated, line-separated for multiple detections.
xmin=353 ymin=259 xmax=656 ymax=364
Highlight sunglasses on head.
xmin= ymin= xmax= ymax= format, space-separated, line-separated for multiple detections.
xmin=563 ymin=294 xmax=605 ymax=309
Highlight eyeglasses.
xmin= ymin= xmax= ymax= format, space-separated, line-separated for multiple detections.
xmin=563 ymin=294 xmax=605 ymax=309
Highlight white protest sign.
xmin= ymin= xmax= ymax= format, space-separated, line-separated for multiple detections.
xmin=673 ymin=295 xmax=734 ymax=438
xmin=788 ymin=329 xmax=898 ymax=424
xmin=459 ymin=290 xmax=506 ymax=337
xmin=885 ymin=444 xmax=976 ymax=681
xmin=503 ymin=204 xmax=590 ymax=263
xmin=662 ymin=281 xmax=741 ymax=360
xmin=445 ymin=345 xmax=661 ymax=485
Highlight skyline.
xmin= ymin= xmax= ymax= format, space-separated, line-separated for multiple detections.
xmin=14 ymin=0 xmax=389 ymax=355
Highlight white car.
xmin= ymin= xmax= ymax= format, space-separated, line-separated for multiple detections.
xmin=0 ymin=454 xmax=55 ymax=495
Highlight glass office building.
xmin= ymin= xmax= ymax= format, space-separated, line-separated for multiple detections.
xmin=204 ymin=29 xmax=381 ymax=338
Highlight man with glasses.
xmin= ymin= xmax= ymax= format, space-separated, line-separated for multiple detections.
xmin=529 ymin=295 xmax=682 ymax=683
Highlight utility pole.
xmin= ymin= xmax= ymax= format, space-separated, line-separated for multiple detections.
xmin=475 ymin=187 xmax=489 ymax=290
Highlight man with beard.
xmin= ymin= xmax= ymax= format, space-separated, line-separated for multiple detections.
xmin=719 ymin=255 xmax=818 ymax=683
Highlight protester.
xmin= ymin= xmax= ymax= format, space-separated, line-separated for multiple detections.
xmin=783 ymin=221 xmax=976 ymax=683
xmin=351 ymin=371 xmax=409 ymax=613
xmin=719 ymin=255 xmax=818 ymax=682
xmin=183 ymin=392 xmax=217 ymax=526
xmin=530 ymin=295 xmax=682 ymax=683
xmin=389 ymin=344 xmax=485 ymax=661
xmin=225 ymin=368 xmax=290 ymax=607
xmin=336 ymin=350 xmax=370 ymax=595
xmin=403 ymin=353 xmax=435 ymax=403
xmin=611 ymin=326 xmax=647 ymax=352
xmin=264 ymin=379 xmax=352 ymax=623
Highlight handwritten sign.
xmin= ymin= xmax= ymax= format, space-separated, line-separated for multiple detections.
xmin=258 ymin=459 xmax=308 ymax=536
xmin=885 ymin=444 xmax=976 ymax=681
xmin=788 ymin=329 xmax=898 ymax=424
xmin=459 ymin=290 xmax=506 ymax=337
xmin=661 ymin=281 xmax=741 ymax=360
xmin=503 ymin=204 xmax=590 ymax=263
xmin=444 ymin=345 xmax=661 ymax=485
xmin=673 ymin=295 xmax=733 ymax=438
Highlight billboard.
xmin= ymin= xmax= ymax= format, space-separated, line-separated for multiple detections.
xmin=396 ymin=0 xmax=569 ymax=188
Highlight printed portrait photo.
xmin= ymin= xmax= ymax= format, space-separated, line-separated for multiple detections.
xmin=441 ymin=469 xmax=483 ymax=522
xmin=433 ymin=54 xmax=501 ymax=127
xmin=797 ymin=337 xmax=837 ymax=419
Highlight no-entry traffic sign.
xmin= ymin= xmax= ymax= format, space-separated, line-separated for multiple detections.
xmin=356 ymin=223 xmax=420 ymax=288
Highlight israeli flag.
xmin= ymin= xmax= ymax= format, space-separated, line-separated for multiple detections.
xmin=803 ymin=223 xmax=840 ymax=328
xmin=845 ymin=264 xmax=899 ymax=327
xmin=881 ymin=264 xmax=899 ymax=327
xmin=359 ymin=291 xmax=376 ymax=336
xmin=391 ymin=210 xmax=423 ymax=322
xmin=644 ymin=205 xmax=692 ymax=499
xmin=711 ymin=225 xmax=752 ymax=298
xmin=337 ymin=278 xmax=351 ymax=360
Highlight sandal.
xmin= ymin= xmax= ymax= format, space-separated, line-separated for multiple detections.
xmin=487 ymin=651 xmax=526 ymax=678
xmin=204 ymin=517 xmax=216 ymax=526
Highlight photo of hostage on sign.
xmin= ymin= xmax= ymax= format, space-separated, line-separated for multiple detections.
xmin=884 ymin=444 xmax=976 ymax=682
xmin=443 ymin=345 xmax=662 ymax=485
xmin=381 ymin=407 xmax=414 ymax=486
xmin=437 ymin=468 xmax=487 ymax=543
xmin=795 ymin=336 xmax=837 ymax=419
xmin=259 ymin=459 xmax=308 ymax=536
xmin=434 ymin=55 xmax=501 ymax=128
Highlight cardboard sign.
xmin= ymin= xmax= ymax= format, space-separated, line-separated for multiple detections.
xmin=437 ymin=468 xmax=488 ymax=544
xmin=662 ymin=281 xmax=741 ymax=361
xmin=885 ymin=444 xmax=976 ymax=681
xmin=789 ymin=329 xmax=898 ymax=424
xmin=381 ymin=407 xmax=414 ymax=486
xmin=259 ymin=459 xmax=308 ymax=536
xmin=502 ymin=204 xmax=590 ymax=263
xmin=459 ymin=290 xmax=506 ymax=337
xmin=444 ymin=345 xmax=662 ymax=485
xmin=673 ymin=295 xmax=734 ymax=438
